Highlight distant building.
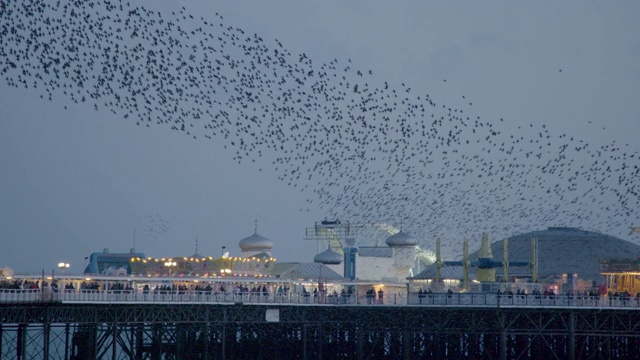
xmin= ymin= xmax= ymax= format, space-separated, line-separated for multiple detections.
xmin=84 ymin=248 xmax=146 ymax=275
xmin=599 ymin=258 xmax=640 ymax=295
xmin=469 ymin=227 xmax=640 ymax=283
xmin=311 ymin=223 xmax=435 ymax=282
xmin=410 ymin=227 xmax=640 ymax=292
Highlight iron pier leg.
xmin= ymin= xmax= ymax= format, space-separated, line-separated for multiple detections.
xmin=499 ymin=312 xmax=507 ymax=360
xmin=151 ymin=324 xmax=161 ymax=360
xmin=112 ymin=322 xmax=117 ymax=360
xmin=64 ymin=324 xmax=70 ymax=360
xmin=135 ymin=324 xmax=143 ymax=360
xmin=17 ymin=323 xmax=26 ymax=360
xmin=175 ymin=324 xmax=183 ymax=359
xmin=356 ymin=325 xmax=363 ymax=360
xmin=303 ymin=324 xmax=307 ymax=360
xmin=403 ymin=327 xmax=411 ymax=360
xmin=44 ymin=322 xmax=50 ymax=360
xmin=221 ymin=309 xmax=227 ymax=360
xmin=318 ymin=324 xmax=323 ymax=360
xmin=203 ymin=323 xmax=209 ymax=360
xmin=569 ymin=311 xmax=575 ymax=360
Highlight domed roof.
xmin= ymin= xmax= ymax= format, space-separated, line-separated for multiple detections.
xmin=314 ymin=247 xmax=343 ymax=264
xmin=239 ymin=231 xmax=274 ymax=251
xmin=385 ymin=231 xmax=417 ymax=247
xmin=469 ymin=227 xmax=640 ymax=281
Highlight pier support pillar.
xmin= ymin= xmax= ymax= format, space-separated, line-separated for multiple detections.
xmin=499 ymin=312 xmax=507 ymax=360
xmin=568 ymin=311 xmax=575 ymax=360
xmin=17 ymin=324 xmax=26 ymax=360
xmin=44 ymin=322 xmax=50 ymax=360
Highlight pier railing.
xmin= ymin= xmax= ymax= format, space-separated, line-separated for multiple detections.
xmin=0 ymin=288 xmax=389 ymax=305
xmin=2 ymin=288 xmax=640 ymax=308
xmin=408 ymin=292 xmax=640 ymax=308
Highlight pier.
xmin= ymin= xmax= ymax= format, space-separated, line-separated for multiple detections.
xmin=2 ymin=297 xmax=640 ymax=359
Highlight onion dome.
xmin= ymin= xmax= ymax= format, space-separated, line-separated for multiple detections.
xmin=385 ymin=231 xmax=417 ymax=247
xmin=239 ymin=231 xmax=274 ymax=252
xmin=314 ymin=247 xmax=343 ymax=265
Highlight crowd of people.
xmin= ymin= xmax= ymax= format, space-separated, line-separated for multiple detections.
xmin=0 ymin=279 xmax=41 ymax=290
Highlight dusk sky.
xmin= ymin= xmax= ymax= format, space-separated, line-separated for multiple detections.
xmin=1 ymin=1 xmax=639 ymax=273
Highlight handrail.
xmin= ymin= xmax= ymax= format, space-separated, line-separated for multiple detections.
xmin=1 ymin=288 xmax=639 ymax=309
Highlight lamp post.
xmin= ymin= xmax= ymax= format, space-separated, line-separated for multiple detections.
xmin=57 ymin=262 xmax=70 ymax=274
xmin=164 ymin=261 xmax=177 ymax=278
xmin=55 ymin=263 xmax=69 ymax=295
xmin=164 ymin=260 xmax=177 ymax=294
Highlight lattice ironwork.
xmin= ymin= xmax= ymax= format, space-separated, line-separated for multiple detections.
xmin=2 ymin=304 xmax=640 ymax=359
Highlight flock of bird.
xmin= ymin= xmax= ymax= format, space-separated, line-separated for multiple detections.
xmin=1 ymin=0 xmax=638 ymax=255
xmin=137 ymin=213 xmax=171 ymax=245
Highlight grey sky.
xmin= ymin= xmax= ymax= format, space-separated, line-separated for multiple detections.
xmin=1 ymin=1 xmax=639 ymax=273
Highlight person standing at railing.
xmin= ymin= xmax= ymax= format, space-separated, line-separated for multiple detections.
xmin=532 ymin=288 xmax=540 ymax=300
xmin=366 ymin=287 xmax=375 ymax=304
xmin=622 ymin=290 xmax=630 ymax=306
xmin=607 ymin=290 xmax=613 ymax=306
xmin=377 ymin=288 xmax=384 ymax=304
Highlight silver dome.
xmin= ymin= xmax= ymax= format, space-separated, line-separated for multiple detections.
xmin=239 ymin=232 xmax=274 ymax=251
xmin=314 ymin=247 xmax=343 ymax=264
xmin=385 ymin=231 xmax=417 ymax=247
